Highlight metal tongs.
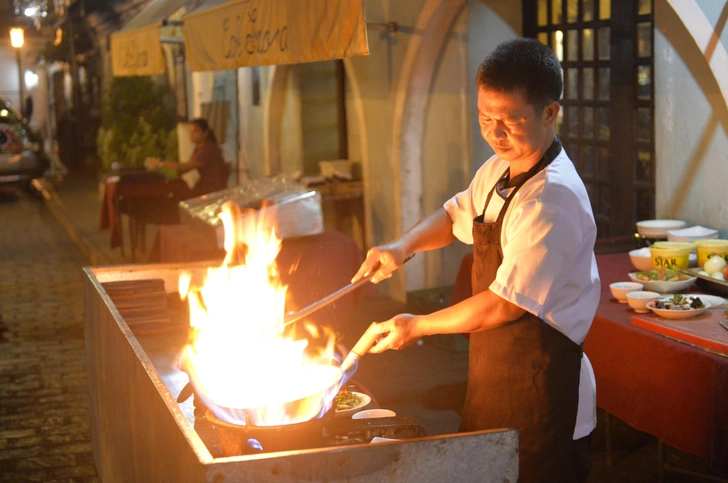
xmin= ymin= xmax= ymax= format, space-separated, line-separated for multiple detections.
xmin=282 ymin=253 xmax=415 ymax=328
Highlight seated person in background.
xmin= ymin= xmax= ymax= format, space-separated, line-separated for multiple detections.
xmin=147 ymin=118 xmax=230 ymax=197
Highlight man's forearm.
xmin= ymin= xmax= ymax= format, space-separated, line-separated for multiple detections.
xmin=415 ymin=289 xmax=527 ymax=336
xmin=399 ymin=208 xmax=456 ymax=256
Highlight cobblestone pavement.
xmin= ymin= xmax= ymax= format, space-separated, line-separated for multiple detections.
xmin=0 ymin=185 xmax=99 ymax=483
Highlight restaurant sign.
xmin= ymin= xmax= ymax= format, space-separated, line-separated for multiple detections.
xmin=183 ymin=0 xmax=369 ymax=72
xmin=110 ymin=0 xmax=188 ymax=77
xmin=111 ymin=23 xmax=166 ymax=77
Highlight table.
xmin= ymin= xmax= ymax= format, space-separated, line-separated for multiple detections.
xmin=99 ymin=172 xmax=191 ymax=260
xmin=147 ymin=224 xmax=373 ymax=330
xmin=589 ymin=253 xmax=728 ymax=474
xmin=449 ymin=251 xmax=728 ymax=475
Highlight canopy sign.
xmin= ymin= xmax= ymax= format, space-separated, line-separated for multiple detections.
xmin=110 ymin=0 xmax=188 ymax=77
xmin=183 ymin=0 xmax=369 ymax=71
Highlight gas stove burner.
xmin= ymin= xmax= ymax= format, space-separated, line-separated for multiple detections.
xmin=204 ymin=409 xmax=428 ymax=456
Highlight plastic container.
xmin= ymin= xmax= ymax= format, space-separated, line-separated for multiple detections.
xmin=696 ymin=239 xmax=728 ymax=267
xmin=653 ymin=241 xmax=697 ymax=251
xmin=650 ymin=245 xmax=691 ymax=270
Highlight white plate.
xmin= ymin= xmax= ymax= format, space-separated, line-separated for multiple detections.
xmin=667 ymin=225 xmax=719 ymax=242
xmin=352 ymin=409 xmax=396 ymax=419
xmin=636 ymin=219 xmax=686 ymax=238
xmin=334 ymin=392 xmax=371 ymax=414
xmin=628 ymin=272 xmax=697 ymax=293
xmin=646 ymin=299 xmax=711 ymax=319
xmin=680 ymin=293 xmax=726 ymax=307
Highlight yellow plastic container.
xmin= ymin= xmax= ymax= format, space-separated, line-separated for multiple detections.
xmin=650 ymin=246 xmax=691 ymax=270
xmin=696 ymin=239 xmax=728 ymax=267
xmin=652 ymin=241 xmax=696 ymax=251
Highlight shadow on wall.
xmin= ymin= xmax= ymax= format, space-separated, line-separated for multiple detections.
xmin=658 ymin=4 xmax=728 ymax=217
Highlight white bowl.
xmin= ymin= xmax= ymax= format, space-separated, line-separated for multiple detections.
xmin=628 ymin=272 xmax=697 ymax=294
xmin=626 ymin=291 xmax=661 ymax=313
xmin=629 ymin=248 xmax=654 ymax=271
xmin=610 ymin=282 xmax=644 ymax=303
xmin=637 ymin=219 xmax=687 ymax=238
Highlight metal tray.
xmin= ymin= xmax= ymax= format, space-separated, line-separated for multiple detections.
xmin=685 ymin=268 xmax=728 ymax=296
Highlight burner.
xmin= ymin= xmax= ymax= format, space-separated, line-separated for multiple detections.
xmin=204 ymin=410 xmax=428 ymax=456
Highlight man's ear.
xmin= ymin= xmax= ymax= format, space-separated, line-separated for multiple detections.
xmin=542 ymin=101 xmax=560 ymax=126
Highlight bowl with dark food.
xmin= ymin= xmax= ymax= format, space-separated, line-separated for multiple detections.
xmin=628 ymin=268 xmax=696 ymax=293
xmin=646 ymin=294 xmax=711 ymax=319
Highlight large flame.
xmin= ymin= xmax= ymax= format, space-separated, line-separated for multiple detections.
xmin=179 ymin=201 xmax=342 ymax=426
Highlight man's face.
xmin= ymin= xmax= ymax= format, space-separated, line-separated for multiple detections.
xmin=477 ymin=87 xmax=557 ymax=163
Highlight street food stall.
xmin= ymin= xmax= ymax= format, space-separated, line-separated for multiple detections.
xmin=84 ymin=198 xmax=518 ymax=481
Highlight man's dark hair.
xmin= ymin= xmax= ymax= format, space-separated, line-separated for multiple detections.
xmin=476 ymin=38 xmax=563 ymax=111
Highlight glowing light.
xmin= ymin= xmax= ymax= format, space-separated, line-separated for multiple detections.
xmin=10 ymin=28 xmax=24 ymax=48
xmin=24 ymin=71 xmax=38 ymax=89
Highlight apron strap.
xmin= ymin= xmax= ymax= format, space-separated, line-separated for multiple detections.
xmin=480 ymin=137 xmax=563 ymax=221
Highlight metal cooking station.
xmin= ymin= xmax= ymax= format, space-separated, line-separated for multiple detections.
xmin=84 ymin=262 xmax=518 ymax=482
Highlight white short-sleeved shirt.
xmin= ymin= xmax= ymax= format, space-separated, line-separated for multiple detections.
xmin=443 ymin=148 xmax=600 ymax=439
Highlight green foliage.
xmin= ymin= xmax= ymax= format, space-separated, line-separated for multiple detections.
xmin=96 ymin=76 xmax=179 ymax=171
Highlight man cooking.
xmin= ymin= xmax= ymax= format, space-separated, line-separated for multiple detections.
xmin=352 ymin=38 xmax=599 ymax=482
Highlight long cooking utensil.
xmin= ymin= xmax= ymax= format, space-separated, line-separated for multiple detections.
xmin=282 ymin=253 xmax=415 ymax=327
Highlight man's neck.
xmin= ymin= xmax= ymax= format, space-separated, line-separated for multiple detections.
xmin=508 ymin=135 xmax=556 ymax=178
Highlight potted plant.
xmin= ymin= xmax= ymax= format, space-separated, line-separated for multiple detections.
xmin=96 ymin=76 xmax=178 ymax=175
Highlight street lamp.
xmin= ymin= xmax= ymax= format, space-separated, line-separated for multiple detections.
xmin=10 ymin=27 xmax=24 ymax=116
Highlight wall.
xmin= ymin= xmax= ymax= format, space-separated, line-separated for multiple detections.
xmin=654 ymin=0 xmax=728 ymax=237
xmin=233 ymin=0 xmax=522 ymax=298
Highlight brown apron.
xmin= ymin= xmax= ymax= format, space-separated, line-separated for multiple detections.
xmin=459 ymin=140 xmax=583 ymax=482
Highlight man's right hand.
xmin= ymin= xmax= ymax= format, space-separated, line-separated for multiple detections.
xmin=352 ymin=242 xmax=410 ymax=284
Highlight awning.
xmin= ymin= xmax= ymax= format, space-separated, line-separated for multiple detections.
xmin=183 ymin=0 xmax=369 ymax=72
xmin=110 ymin=0 xmax=189 ymax=77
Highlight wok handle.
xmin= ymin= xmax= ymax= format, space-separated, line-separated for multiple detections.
xmin=340 ymin=322 xmax=379 ymax=373
xmin=283 ymin=253 xmax=415 ymax=327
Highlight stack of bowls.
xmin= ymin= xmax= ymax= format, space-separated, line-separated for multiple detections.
xmin=635 ymin=219 xmax=687 ymax=247
xmin=637 ymin=220 xmax=687 ymax=238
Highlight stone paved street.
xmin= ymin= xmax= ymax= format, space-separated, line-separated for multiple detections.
xmin=0 ymin=185 xmax=99 ymax=483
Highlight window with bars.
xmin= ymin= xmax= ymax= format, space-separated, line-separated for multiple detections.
xmin=524 ymin=0 xmax=655 ymax=239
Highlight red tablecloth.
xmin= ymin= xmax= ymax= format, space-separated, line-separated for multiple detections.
xmin=449 ymin=251 xmax=728 ymax=473
xmin=589 ymin=253 xmax=728 ymax=473
xmin=147 ymin=225 xmax=372 ymax=331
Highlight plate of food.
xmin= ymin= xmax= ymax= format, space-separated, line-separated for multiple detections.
xmin=628 ymin=268 xmax=696 ymax=293
xmin=334 ymin=389 xmax=371 ymax=415
xmin=646 ymin=294 xmax=712 ymax=319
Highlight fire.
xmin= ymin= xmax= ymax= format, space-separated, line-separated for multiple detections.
xmin=179 ymin=202 xmax=342 ymax=426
